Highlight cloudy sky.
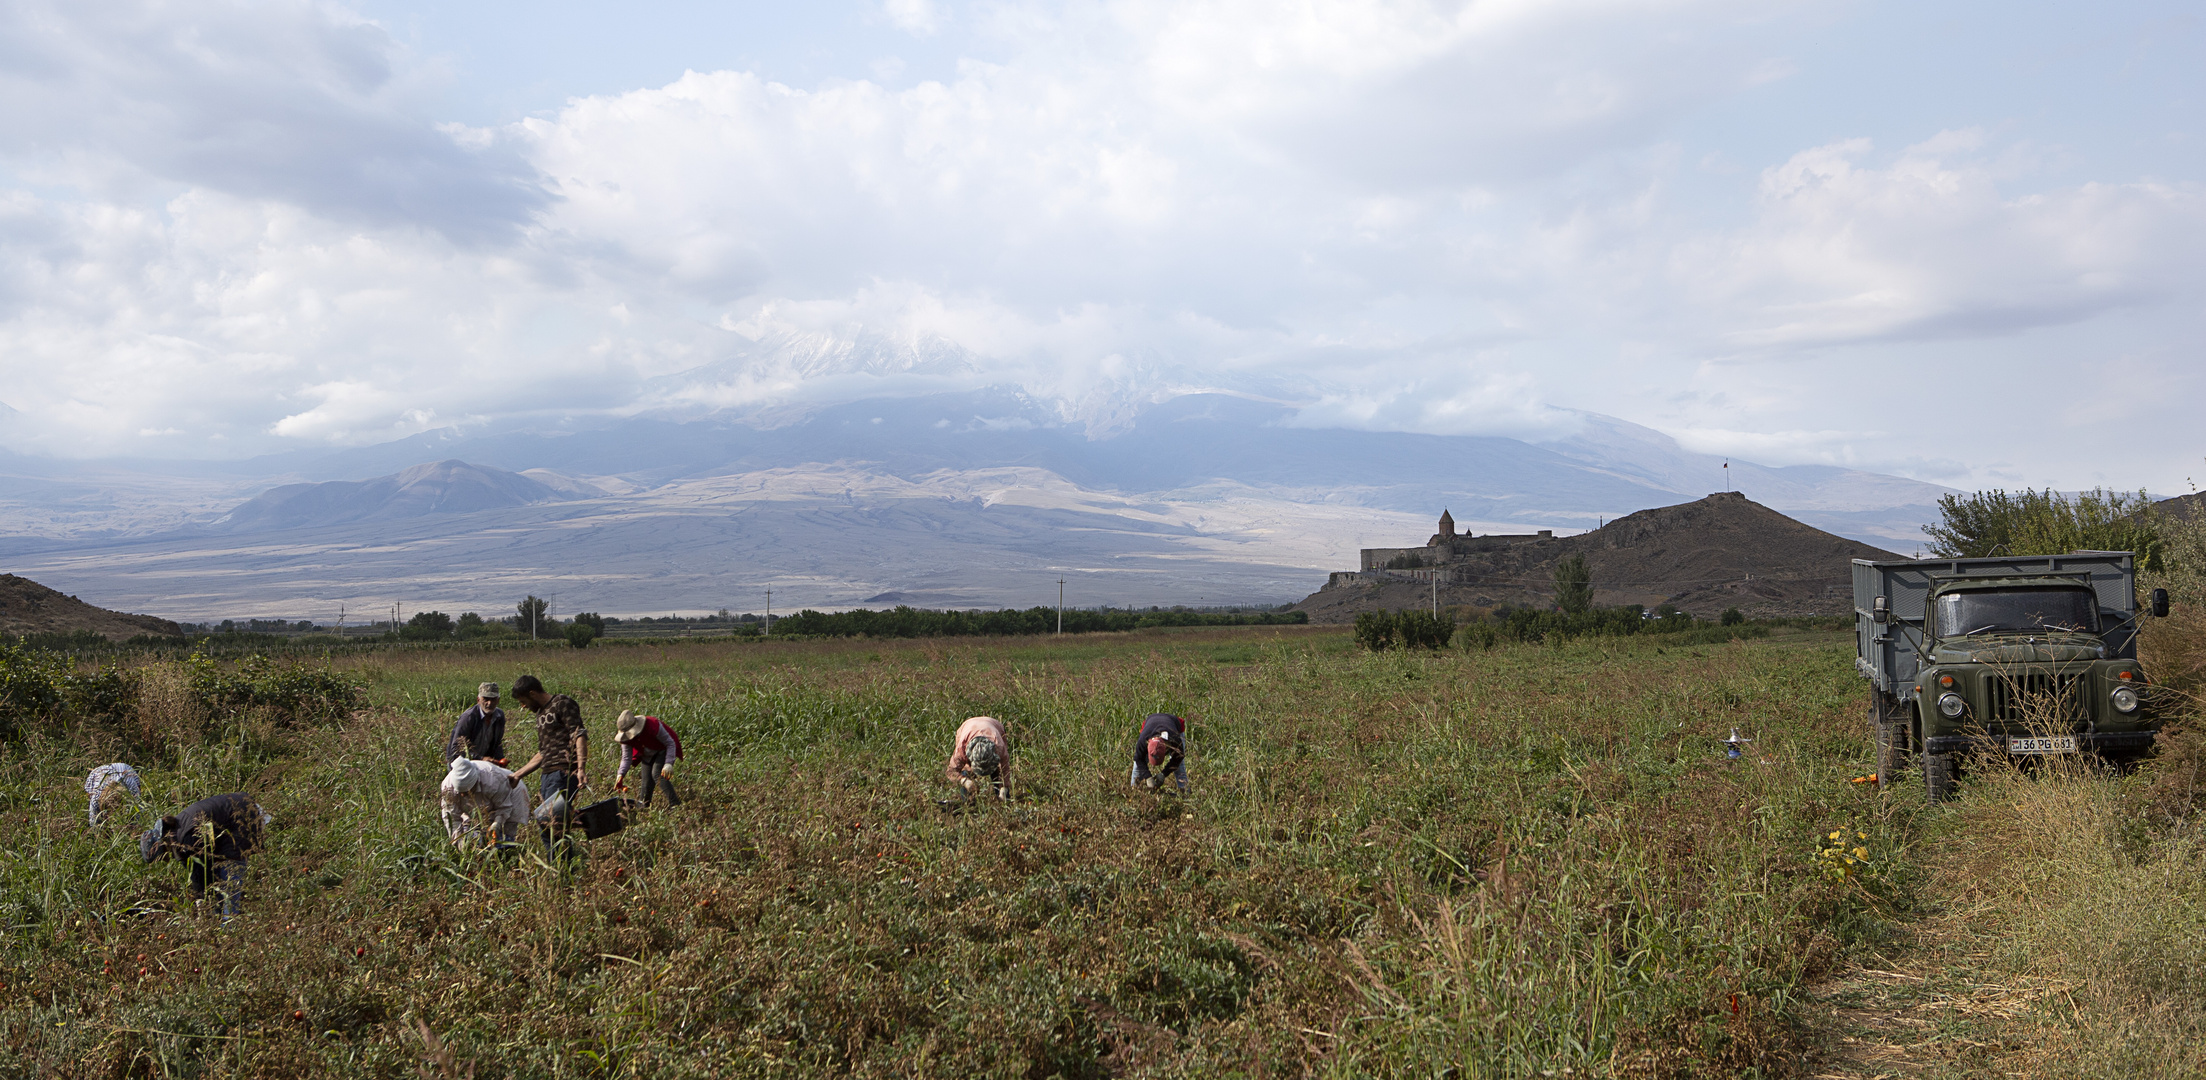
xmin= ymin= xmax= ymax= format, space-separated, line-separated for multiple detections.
xmin=0 ymin=0 xmax=2199 ymax=491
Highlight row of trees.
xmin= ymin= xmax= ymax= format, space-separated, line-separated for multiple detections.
xmin=768 ymin=605 xmax=1305 ymax=639
xmin=400 ymin=597 xmax=605 ymax=648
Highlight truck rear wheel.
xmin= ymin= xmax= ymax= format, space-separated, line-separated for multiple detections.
xmin=1923 ymin=752 xmax=1958 ymax=802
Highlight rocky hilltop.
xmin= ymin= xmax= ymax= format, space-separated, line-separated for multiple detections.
xmin=0 ymin=575 xmax=183 ymax=640
xmin=1296 ymin=492 xmax=1904 ymax=623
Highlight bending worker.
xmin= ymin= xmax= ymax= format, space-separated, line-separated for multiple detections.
xmin=140 ymin=792 xmax=270 ymax=916
xmin=1130 ymin=712 xmax=1188 ymax=792
xmin=440 ymin=756 xmax=531 ymax=846
xmin=612 ymin=710 xmax=683 ymax=807
xmin=945 ymin=715 xmax=1012 ymax=801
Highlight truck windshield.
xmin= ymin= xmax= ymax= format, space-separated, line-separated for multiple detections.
xmin=1935 ymin=587 xmax=2099 ymax=636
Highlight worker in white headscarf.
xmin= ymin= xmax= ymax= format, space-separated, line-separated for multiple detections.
xmin=85 ymin=763 xmax=142 ymax=826
xmin=439 ymin=756 xmax=532 ymax=846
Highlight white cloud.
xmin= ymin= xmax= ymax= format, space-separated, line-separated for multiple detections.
xmin=882 ymin=0 xmax=943 ymax=36
xmin=1672 ymin=133 xmax=2206 ymax=348
xmin=0 ymin=0 xmax=2199 ymax=494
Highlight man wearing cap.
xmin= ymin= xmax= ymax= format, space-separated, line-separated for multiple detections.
xmin=141 ymin=792 xmax=270 ymax=916
xmin=612 ymin=710 xmax=683 ymax=807
xmin=944 ymin=715 xmax=1012 ymax=801
xmin=1130 ymin=713 xmax=1188 ymax=793
xmin=507 ymin=675 xmax=588 ymax=822
xmin=444 ymin=682 xmax=509 ymax=764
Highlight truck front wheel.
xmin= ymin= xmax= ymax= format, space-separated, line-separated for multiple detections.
xmin=1923 ymin=751 xmax=1958 ymax=802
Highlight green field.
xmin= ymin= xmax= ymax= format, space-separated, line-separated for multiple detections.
xmin=0 ymin=625 xmax=2150 ymax=1077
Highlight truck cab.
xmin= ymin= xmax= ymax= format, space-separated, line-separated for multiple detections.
xmin=1854 ymin=554 xmax=2167 ymax=800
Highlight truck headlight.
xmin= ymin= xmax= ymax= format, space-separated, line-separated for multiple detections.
xmin=1938 ymin=692 xmax=1966 ymax=718
xmin=2112 ymin=686 xmax=2140 ymax=714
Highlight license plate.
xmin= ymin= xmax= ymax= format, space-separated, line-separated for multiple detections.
xmin=2009 ymin=736 xmax=2078 ymax=754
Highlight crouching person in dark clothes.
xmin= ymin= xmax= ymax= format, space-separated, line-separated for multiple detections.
xmin=1130 ymin=713 xmax=1188 ymax=792
xmin=140 ymin=793 xmax=269 ymax=916
xmin=613 ymin=710 xmax=682 ymax=807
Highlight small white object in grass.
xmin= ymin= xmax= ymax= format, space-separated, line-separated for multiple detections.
xmin=1183 ymin=814 xmax=1193 ymax=820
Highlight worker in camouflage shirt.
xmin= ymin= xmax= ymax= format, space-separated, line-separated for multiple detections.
xmin=507 ymin=674 xmax=589 ymax=821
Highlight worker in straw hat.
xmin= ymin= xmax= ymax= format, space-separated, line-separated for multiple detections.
xmin=944 ymin=715 xmax=1012 ymax=801
xmin=612 ymin=710 xmax=683 ymax=807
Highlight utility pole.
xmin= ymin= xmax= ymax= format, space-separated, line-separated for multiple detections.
xmin=336 ymin=603 xmax=345 ymax=637
xmin=1432 ymin=571 xmax=1438 ymax=617
xmin=765 ymin=586 xmax=773 ymax=636
xmin=1057 ymin=576 xmax=1066 ymax=635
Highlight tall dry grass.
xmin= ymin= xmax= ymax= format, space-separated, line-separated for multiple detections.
xmin=0 ymin=628 xmax=1905 ymax=1078
xmin=1921 ymin=677 xmax=2206 ymax=1078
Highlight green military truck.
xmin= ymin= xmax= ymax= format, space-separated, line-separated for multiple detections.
xmin=1854 ymin=551 xmax=2169 ymax=800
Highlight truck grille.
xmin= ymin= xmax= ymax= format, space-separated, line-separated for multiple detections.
xmin=1984 ymin=671 xmax=2087 ymax=722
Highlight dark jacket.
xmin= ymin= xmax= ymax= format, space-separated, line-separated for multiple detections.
xmin=141 ymin=793 xmax=265 ymax=865
xmin=1133 ymin=713 xmax=1185 ymax=768
xmin=445 ymin=704 xmax=508 ymax=762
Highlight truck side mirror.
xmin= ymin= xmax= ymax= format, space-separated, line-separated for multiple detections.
xmin=1871 ymin=595 xmax=1889 ymax=624
xmin=2151 ymin=588 xmax=2169 ymax=618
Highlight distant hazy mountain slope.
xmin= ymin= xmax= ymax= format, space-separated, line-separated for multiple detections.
xmin=263 ymin=392 xmax=1951 ymax=548
xmin=214 ymin=460 xmax=596 ymax=531
xmin=6 ymin=465 xmax=1431 ymax=620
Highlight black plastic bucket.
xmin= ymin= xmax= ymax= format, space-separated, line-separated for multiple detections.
xmin=574 ymin=798 xmax=635 ymax=840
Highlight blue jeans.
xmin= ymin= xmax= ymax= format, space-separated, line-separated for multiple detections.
xmin=540 ymin=769 xmax=577 ymax=806
xmin=1131 ymin=757 xmax=1187 ymax=791
xmin=189 ymin=859 xmax=247 ymax=916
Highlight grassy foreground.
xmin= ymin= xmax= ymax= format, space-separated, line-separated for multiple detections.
xmin=0 ymin=626 xmax=1911 ymax=1077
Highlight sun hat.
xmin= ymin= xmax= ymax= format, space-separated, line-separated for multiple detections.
xmin=614 ymin=710 xmax=646 ymax=743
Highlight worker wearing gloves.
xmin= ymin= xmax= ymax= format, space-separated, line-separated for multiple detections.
xmin=140 ymin=792 xmax=270 ymax=916
xmin=945 ymin=715 xmax=1012 ymax=801
xmin=1130 ymin=713 xmax=1188 ymax=792
xmin=612 ymin=710 xmax=683 ymax=807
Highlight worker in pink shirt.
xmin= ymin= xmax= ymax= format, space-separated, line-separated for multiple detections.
xmin=944 ymin=715 xmax=1012 ymax=801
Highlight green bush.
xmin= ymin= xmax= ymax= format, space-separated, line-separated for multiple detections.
xmin=61 ymin=664 xmax=140 ymax=727
xmin=566 ymin=623 xmax=598 ymax=649
xmin=1722 ymin=607 xmax=1745 ymax=626
xmin=1353 ymin=610 xmax=1456 ymax=651
xmin=0 ymin=642 xmax=66 ymax=742
xmin=1354 ymin=610 xmax=1399 ymax=651
xmin=183 ymin=653 xmax=362 ymax=727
